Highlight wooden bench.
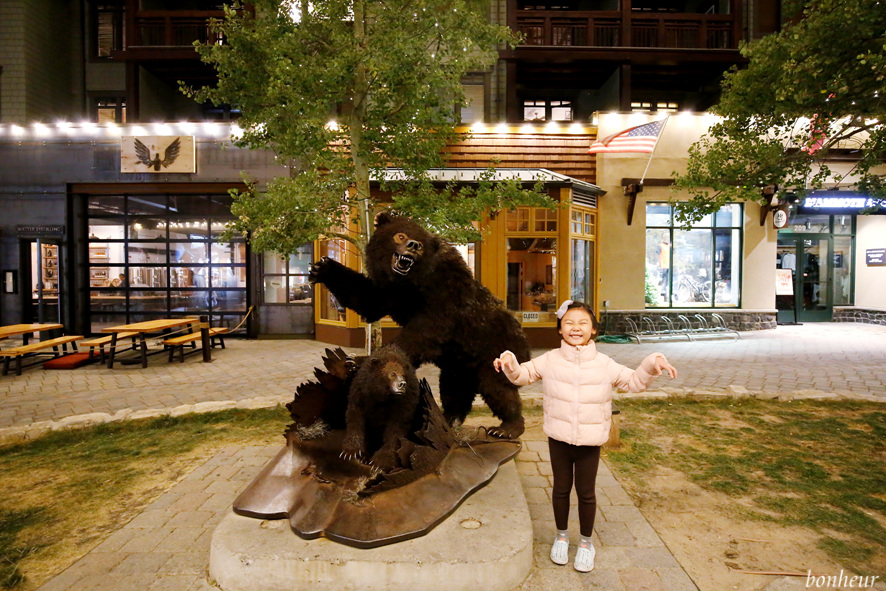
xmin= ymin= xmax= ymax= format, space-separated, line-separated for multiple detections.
xmin=81 ymin=332 xmax=139 ymax=364
xmin=162 ymin=327 xmax=229 ymax=363
xmin=0 ymin=335 xmax=84 ymax=376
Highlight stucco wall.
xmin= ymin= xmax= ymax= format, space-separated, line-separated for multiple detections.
xmin=595 ymin=112 xmax=776 ymax=314
xmin=854 ymin=216 xmax=886 ymax=309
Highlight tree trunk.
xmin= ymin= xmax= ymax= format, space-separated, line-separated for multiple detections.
xmin=351 ymin=0 xmax=383 ymax=354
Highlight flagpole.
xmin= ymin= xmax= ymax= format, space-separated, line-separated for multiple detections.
xmin=639 ymin=115 xmax=670 ymax=186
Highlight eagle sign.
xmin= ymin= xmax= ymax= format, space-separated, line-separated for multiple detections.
xmin=134 ymin=137 xmax=181 ymax=171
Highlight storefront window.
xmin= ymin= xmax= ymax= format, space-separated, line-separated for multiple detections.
xmin=454 ymin=244 xmax=477 ymax=277
xmin=506 ymin=208 xmax=530 ymax=232
xmin=505 ymin=207 xmax=559 ymax=323
xmin=646 ymin=203 xmax=742 ymax=308
xmin=263 ymin=245 xmax=313 ymax=304
xmin=86 ymin=193 xmax=246 ymax=333
xmin=833 ymin=235 xmax=853 ymax=306
xmin=833 ymin=215 xmax=853 ymax=235
xmin=781 ymin=213 xmax=829 ymax=234
xmin=570 ymin=239 xmax=593 ymax=303
xmin=318 ymin=238 xmax=348 ymax=322
xmin=507 ymin=238 xmax=557 ymax=321
xmin=569 ymin=206 xmax=596 ymax=305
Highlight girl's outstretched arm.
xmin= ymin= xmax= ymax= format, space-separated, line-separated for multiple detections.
xmin=611 ymin=353 xmax=677 ymax=392
xmin=651 ymin=355 xmax=678 ymax=379
xmin=494 ymin=350 xmax=542 ymax=386
xmin=493 ymin=351 xmax=519 ymax=374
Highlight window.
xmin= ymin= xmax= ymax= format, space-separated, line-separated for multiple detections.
xmin=94 ymin=97 xmax=126 ymax=123
xmin=263 ymin=246 xmax=313 ymax=304
xmin=94 ymin=1 xmax=125 ymax=59
xmin=461 ymin=84 xmax=485 ymax=123
xmin=317 ymin=238 xmax=348 ymax=322
xmin=631 ymin=101 xmax=679 ymax=113
xmin=645 ymin=203 xmax=742 ymax=308
xmin=570 ymin=207 xmax=596 ymax=304
xmin=506 ymin=207 xmax=558 ymax=323
xmin=86 ymin=193 xmax=247 ymax=333
xmin=522 ymin=100 xmax=572 ymax=122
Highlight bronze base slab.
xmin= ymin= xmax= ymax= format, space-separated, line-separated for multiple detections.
xmin=232 ymin=428 xmax=520 ymax=548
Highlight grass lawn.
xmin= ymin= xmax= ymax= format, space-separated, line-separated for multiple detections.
xmin=0 ymin=407 xmax=290 ymax=590
xmin=604 ymin=397 xmax=886 ymax=577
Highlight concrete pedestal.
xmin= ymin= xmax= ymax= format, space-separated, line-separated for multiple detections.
xmin=209 ymin=461 xmax=532 ymax=591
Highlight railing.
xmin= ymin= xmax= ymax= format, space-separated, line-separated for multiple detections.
xmin=131 ymin=11 xmax=225 ymax=48
xmin=515 ymin=11 xmax=736 ymax=49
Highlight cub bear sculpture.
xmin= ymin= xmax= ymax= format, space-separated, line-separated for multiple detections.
xmin=340 ymin=345 xmax=421 ymax=471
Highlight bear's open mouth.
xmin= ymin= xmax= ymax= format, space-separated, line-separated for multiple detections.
xmin=392 ymin=253 xmax=414 ymax=276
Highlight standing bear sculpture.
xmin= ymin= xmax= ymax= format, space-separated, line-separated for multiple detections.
xmin=310 ymin=212 xmax=531 ymax=438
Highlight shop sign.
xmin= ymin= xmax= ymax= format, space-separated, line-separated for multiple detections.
xmin=775 ymin=269 xmax=794 ymax=295
xmin=866 ymin=248 xmax=886 ymax=266
xmin=16 ymin=225 xmax=64 ymax=237
xmin=799 ymin=195 xmax=885 ymax=214
xmin=121 ymin=136 xmax=196 ymax=173
xmin=521 ymin=311 xmax=540 ymax=323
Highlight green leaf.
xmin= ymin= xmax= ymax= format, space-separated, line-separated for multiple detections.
xmin=187 ymin=0 xmax=544 ymax=252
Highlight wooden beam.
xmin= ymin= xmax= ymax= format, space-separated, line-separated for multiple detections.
xmin=621 ymin=178 xmax=674 ymax=187
xmin=623 ymin=183 xmax=643 ymax=225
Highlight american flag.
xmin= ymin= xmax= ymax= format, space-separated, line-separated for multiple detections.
xmin=588 ymin=118 xmax=668 ymax=154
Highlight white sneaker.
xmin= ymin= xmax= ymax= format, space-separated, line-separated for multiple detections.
xmin=550 ymin=538 xmax=569 ymax=565
xmin=574 ymin=543 xmax=596 ymax=572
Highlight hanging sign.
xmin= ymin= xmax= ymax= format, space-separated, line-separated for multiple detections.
xmin=121 ymin=136 xmax=196 ymax=173
xmin=866 ymin=248 xmax=886 ymax=266
xmin=772 ymin=208 xmax=789 ymax=229
xmin=775 ymin=269 xmax=794 ymax=295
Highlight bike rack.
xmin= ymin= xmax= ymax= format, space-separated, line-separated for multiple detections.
xmin=625 ymin=316 xmax=690 ymax=343
xmin=624 ymin=313 xmax=739 ymax=343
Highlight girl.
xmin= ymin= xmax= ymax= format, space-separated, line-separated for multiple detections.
xmin=493 ymin=300 xmax=677 ymax=573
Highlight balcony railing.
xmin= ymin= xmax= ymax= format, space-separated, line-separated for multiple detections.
xmin=131 ymin=11 xmax=225 ymax=48
xmin=515 ymin=11 xmax=737 ymax=49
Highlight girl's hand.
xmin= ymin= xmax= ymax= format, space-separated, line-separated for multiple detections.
xmin=653 ymin=356 xmax=678 ymax=379
xmin=493 ymin=351 xmax=518 ymax=374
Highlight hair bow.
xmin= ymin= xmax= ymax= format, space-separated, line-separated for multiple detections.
xmin=556 ymin=300 xmax=574 ymax=319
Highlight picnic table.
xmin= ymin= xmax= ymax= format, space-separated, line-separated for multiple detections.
xmin=0 ymin=324 xmax=82 ymax=376
xmin=103 ymin=317 xmax=207 ymax=369
xmin=0 ymin=323 xmax=64 ymax=347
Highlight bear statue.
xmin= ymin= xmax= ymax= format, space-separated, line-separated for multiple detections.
xmin=310 ymin=212 xmax=531 ymax=438
xmin=339 ymin=345 xmax=421 ymax=471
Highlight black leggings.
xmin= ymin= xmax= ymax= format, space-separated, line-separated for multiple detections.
xmin=548 ymin=437 xmax=601 ymax=537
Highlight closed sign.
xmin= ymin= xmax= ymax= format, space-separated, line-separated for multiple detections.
xmin=521 ymin=312 xmax=540 ymax=323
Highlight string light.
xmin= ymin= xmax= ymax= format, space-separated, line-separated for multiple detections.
xmin=0 ymin=120 xmax=256 ymax=141
xmin=0 ymin=117 xmax=657 ymax=141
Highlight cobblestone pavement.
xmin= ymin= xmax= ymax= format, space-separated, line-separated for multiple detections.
xmin=2 ymin=323 xmax=884 ymax=437
xmin=8 ymin=322 xmax=885 ymax=590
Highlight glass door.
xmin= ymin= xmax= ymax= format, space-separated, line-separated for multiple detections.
xmin=776 ymin=235 xmax=833 ymax=323
xmin=25 ymin=239 xmax=64 ymax=325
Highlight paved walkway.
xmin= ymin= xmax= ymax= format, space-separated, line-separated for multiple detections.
xmin=3 ymin=323 xmax=885 ymax=438
xmin=3 ymin=322 xmax=882 ymax=590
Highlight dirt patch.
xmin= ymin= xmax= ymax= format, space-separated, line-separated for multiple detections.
xmin=616 ymin=464 xmax=870 ymax=591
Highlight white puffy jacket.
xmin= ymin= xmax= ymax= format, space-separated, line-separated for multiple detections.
xmin=500 ymin=340 xmax=664 ymax=446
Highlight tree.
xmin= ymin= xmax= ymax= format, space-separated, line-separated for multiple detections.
xmin=186 ymin=0 xmax=554 ymax=256
xmin=673 ymin=0 xmax=886 ymax=225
